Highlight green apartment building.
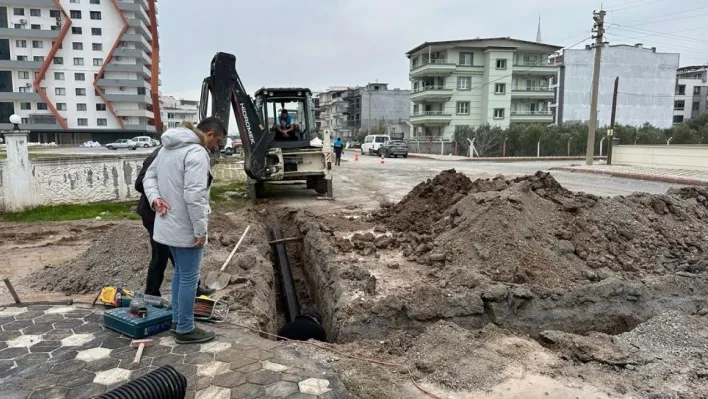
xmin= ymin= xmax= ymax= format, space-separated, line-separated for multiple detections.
xmin=407 ymin=37 xmax=562 ymax=138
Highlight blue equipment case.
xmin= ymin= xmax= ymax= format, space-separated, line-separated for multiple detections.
xmin=103 ymin=306 xmax=172 ymax=339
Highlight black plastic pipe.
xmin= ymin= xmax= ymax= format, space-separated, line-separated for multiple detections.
xmin=272 ymin=227 xmax=301 ymax=323
xmin=96 ymin=365 xmax=187 ymax=399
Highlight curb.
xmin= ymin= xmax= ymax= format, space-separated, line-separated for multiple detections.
xmin=551 ymin=166 xmax=708 ymax=187
xmin=405 ymin=154 xmax=607 ymax=162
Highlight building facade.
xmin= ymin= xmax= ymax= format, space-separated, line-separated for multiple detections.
xmin=674 ymin=65 xmax=708 ymax=124
xmin=552 ymin=44 xmax=679 ymax=129
xmin=160 ymin=95 xmax=197 ymax=130
xmin=317 ymin=87 xmax=353 ymax=139
xmin=406 ymin=37 xmax=562 ymax=138
xmin=0 ymin=0 xmax=160 ymax=144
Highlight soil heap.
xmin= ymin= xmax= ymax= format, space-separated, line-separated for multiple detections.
xmin=375 ymin=169 xmax=708 ymax=289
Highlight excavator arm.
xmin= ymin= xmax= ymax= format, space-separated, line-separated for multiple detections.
xmin=199 ymin=52 xmax=271 ymax=180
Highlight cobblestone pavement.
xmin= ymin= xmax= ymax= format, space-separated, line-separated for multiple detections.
xmin=0 ymin=304 xmax=350 ymax=399
xmin=551 ymin=164 xmax=708 ymax=187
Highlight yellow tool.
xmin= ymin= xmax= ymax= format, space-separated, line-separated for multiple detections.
xmin=92 ymin=286 xmax=133 ymax=308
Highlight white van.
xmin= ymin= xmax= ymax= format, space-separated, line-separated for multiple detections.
xmin=132 ymin=136 xmax=156 ymax=148
xmin=361 ymin=135 xmax=390 ymax=155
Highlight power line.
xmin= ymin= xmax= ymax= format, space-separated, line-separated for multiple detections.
xmin=605 ymin=32 xmax=708 ymax=56
xmin=616 ymin=5 xmax=708 ymax=25
xmin=617 ymin=91 xmax=678 ymax=98
xmin=610 ymin=23 xmax=708 ymax=44
xmin=607 ymin=0 xmax=666 ymax=12
xmin=623 ymin=11 xmax=708 ymax=27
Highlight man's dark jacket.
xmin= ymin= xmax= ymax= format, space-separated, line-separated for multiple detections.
xmin=276 ymin=315 xmax=327 ymax=342
xmin=135 ymin=147 xmax=161 ymax=228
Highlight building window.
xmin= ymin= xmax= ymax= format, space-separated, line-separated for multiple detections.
xmin=13 ymin=8 xmax=24 ymax=16
xmin=70 ymin=10 xmax=81 ymax=19
xmin=693 ymin=102 xmax=700 ymax=111
xmin=55 ymin=87 xmax=66 ymax=96
xmin=52 ymin=41 xmax=63 ymax=49
xmin=77 ymin=103 xmax=87 ymax=111
xmin=50 ymin=10 xmax=61 ymax=18
xmin=494 ymin=108 xmax=505 ymax=119
xmin=72 ymin=26 xmax=82 ymax=34
xmin=676 ymin=85 xmax=685 ymax=95
xmin=674 ymin=100 xmax=685 ymax=110
xmin=458 ymin=52 xmax=473 ymax=66
xmin=90 ymin=0 xmax=101 ymax=3
xmin=54 ymin=72 xmax=64 ymax=80
xmin=457 ymin=77 xmax=471 ymax=90
xmin=54 ymin=57 xmax=63 ymax=65
xmin=75 ymin=73 xmax=85 ymax=81
xmin=673 ymin=115 xmax=684 ymax=124
xmin=73 ymin=42 xmax=83 ymax=50
xmin=496 ymin=59 xmax=507 ymax=69
xmin=74 ymin=57 xmax=84 ymax=66
xmin=90 ymin=11 xmax=101 ymax=20
xmin=96 ymin=103 xmax=106 ymax=111
xmin=495 ymin=83 xmax=506 ymax=94
xmin=57 ymin=103 xmax=67 ymax=111
xmin=137 ymin=87 xmax=146 ymax=95
xmin=92 ymin=43 xmax=102 ymax=51
xmin=51 ymin=25 xmax=60 ymax=31
xmin=31 ymin=24 xmax=40 ymax=30
xmin=37 ymin=102 xmax=48 ymax=110
xmin=76 ymin=88 xmax=87 ymax=96
xmin=97 ymin=118 xmax=107 ymax=126
xmin=70 ymin=0 xmax=79 ymax=3
xmin=77 ymin=118 xmax=88 ymax=126
xmin=20 ymin=102 xmax=31 ymax=110
xmin=456 ymin=101 xmax=470 ymax=115
xmin=32 ymin=40 xmax=43 ymax=49
xmin=93 ymin=58 xmax=102 ymax=66
xmin=694 ymin=87 xmax=701 ymax=95
xmin=30 ymin=9 xmax=41 ymax=17
xmin=33 ymin=56 xmax=44 ymax=62
xmin=14 ymin=24 xmax=22 ymax=29
xmin=17 ymin=71 xmax=29 ymax=79
xmin=91 ymin=27 xmax=101 ymax=36
xmin=15 ymin=40 xmax=27 ymax=48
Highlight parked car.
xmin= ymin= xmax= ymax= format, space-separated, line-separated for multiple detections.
xmin=221 ymin=137 xmax=235 ymax=155
xmin=132 ymin=136 xmax=156 ymax=148
xmin=361 ymin=134 xmax=390 ymax=155
xmin=377 ymin=140 xmax=408 ymax=158
xmin=347 ymin=140 xmax=361 ymax=149
xmin=106 ymin=139 xmax=137 ymax=150
xmin=151 ymin=139 xmax=160 ymax=146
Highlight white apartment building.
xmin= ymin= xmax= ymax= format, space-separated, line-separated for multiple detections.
xmin=317 ymin=87 xmax=353 ymax=138
xmin=160 ymin=95 xmax=197 ymax=130
xmin=674 ymin=65 xmax=708 ymax=124
xmin=0 ymin=0 xmax=160 ymax=144
xmin=406 ymin=37 xmax=562 ymax=138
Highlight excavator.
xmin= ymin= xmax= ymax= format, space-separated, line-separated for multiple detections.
xmin=199 ymin=52 xmax=333 ymax=199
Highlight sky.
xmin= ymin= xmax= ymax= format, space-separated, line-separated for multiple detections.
xmin=160 ymin=0 xmax=708 ymax=103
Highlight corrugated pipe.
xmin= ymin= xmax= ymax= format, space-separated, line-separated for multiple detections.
xmin=95 ymin=365 xmax=188 ymax=399
xmin=272 ymin=227 xmax=301 ymax=323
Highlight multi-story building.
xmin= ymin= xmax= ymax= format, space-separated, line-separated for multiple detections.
xmin=317 ymin=87 xmax=353 ymax=139
xmin=674 ymin=65 xmax=708 ymax=124
xmin=406 ymin=37 xmax=562 ymax=138
xmin=160 ymin=95 xmax=197 ymax=130
xmin=552 ymin=43 xmax=679 ymax=129
xmin=0 ymin=0 xmax=161 ymax=144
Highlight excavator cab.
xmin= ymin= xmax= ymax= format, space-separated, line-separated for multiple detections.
xmin=254 ymin=88 xmax=317 ymax=149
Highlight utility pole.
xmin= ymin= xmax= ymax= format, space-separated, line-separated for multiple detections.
xmin=367 ymin=86 xmax=372 ymax=135
xmin=607 ymin=76 xmax=619 ymax=165
xmin=585 ymin=9 xmax=606 ymax=165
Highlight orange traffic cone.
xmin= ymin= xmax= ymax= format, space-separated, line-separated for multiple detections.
xmin=354 ymin=153 xmax=359 ymax=162
xmin=380 ymin=155 xmax=385 ymax=164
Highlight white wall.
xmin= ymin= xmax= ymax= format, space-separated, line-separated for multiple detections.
xmin=613 ymin=145 xmax=708 ymax=171
xmin=560 ymin=45 xmax=679 ymax=128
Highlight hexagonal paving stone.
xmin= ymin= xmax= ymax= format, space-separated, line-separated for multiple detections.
xmin=50 ymin=358 xmax=87 ymax=374
xmin=195 ymin=385 xmax=230 ymax=399
xmin=14 ymin=311 xmax=45 ymax=320
xmin=47 ymin=347 xmax=79 ymax=363
xmin=298 ymin=378 xmax=332 ymax=395
xmin=160 ymin=336 xmax=178 ymax=347
xmin=61 ymin=333 xmax=95 ymax=347
xmin=283 ymin=394 xmax=318 ymax=399
xmin=171 ymin=362 xmax=198 ymax=379
xmin=15 ymin=352 xmax=51 ymax=367
xmin=248 ymin=369 xmax=281 ymax=385
xmin=7 ymin=334 xmax=43 ymax=348
xmin=129 ymin=365 xmax=157 ymax=381
xmin=44 ymin=306 xmax=77 ymax=314
xmin=184 ymin=352 xmax=215 ymax=365
xmin=100 ymin=336 xmax=132 ymax=349
xmin=52 ymin=319 xmax=84 ymax=330
xmin=67 ymin=382 xmax=106 ymax=399
xmin=172 ymin=343 xmax=202 ymax=355
xmin=21 ymin=373 xmax=60 ymax=390
xmin=32 ymin=314 xmax=65 ymax=324
xmin=152 ymin=353 xmax=185 ymax=367
xmin=94 ymin=367 xmax=131 ymax=385
xmin=230 ymin=383 xmax=265 ymax=399
xmin=27 ymin=385 xmax=70 ymax=399
xmin=85 ymin=357 xmax=121 ymax=372
xmin=3 ymin=319 xmax=33 ymax=330
xmin=243 ymin=347 xmax=273 ymax=361
xmin=215 ymin=348 xmax=246 ymax=363
xmin=235 ymin=362 xmax=262 ymax=373
xmin=58 ymin=369 xmax=97 ymax=388
xmin=21 ymin=323 xmax=55 ymax=335
xmin=0 ymin=307 xmax=28 ymax=317
xmin=265 ymin=380 xmax=299 ymax=397
xmin=0 ymin=347 xmax=29 ymax=359
xmin=42 ymin=330 xmax=74 ymax=342
xmin=197 ymin=360 xmax=230 ymax=377
xmin=142 ymin=344 xmax=172 ymax=358
xmin=29 ymin=340 xmax=62 ymax=353
xmin=72 ymin=322 xmax=105 ymax=334
xmin=0 ymin=330 xmax=22 ymax=341
xmin=76 ymin=347 xmax=112 ymax=362
xmin=201 ymin=341 xmax=232 ymax=353
xmin=212 ymin=370 xmax=247 ymax=388
xmin=262 ymin=360 xmax=290 ymax=372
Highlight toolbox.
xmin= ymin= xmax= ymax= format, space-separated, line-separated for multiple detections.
xmin=103 ymin=305 xmax=172 ymax=339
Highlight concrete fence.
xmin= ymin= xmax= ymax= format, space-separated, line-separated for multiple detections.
xmin=613 ymin=145 xmax=708 ymax=172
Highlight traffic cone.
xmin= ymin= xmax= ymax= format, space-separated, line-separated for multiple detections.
xmin=354 ymin=153 xmax=359 ymax=162
xmin=380 ymin=155 xmax=385 ymax=164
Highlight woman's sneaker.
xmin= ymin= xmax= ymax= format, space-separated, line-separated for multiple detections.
xmin=175 ymin=327 xmax=216 ymax=344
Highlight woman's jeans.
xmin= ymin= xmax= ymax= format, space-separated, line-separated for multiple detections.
xmin=169 ymin=246 xmax=204 ymax=334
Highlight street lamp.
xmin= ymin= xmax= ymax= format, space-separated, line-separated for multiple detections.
xmin=9 ymin=114 xmax=21 ymax=130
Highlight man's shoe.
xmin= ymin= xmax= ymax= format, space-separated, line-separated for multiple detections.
xmin=169 ymin=322 xmax=176 ymax=334
xmin=175 ymin=327 xmax=216 ymax=344
xmin=196 ymin=286 xmax=216 ymax=297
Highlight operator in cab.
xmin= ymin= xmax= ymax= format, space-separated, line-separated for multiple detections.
xmin=275 ymin=109 xmax=296 ymax=140
xmin=277 ymin=308 xmax=327 ymax=342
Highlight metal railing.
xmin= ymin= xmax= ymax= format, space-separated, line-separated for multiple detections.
xmin=510 ymin=110 xmax=553 ymax=116
xmin=511 ymin=87 xmax=554 ymax=92
xmin=512 ymin=61 xmax=554 ymax=67
xmin=412 ymin=85 xmax=450 ymax=93
xmin=411 ymin=111 xmax=452 ymax=117
xmin=410 ymin=58 xmax=456 ymax=70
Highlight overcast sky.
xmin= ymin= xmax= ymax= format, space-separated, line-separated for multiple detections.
xmin=161 ymin=0 xmax=708 ymax=102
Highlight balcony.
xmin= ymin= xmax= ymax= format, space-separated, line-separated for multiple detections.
xmin=512 ymin=62 xmax=557 ymax=76
xmin=127 ymin=18 xmax=151 ymax=41
xmin=510 ymin=87 xmax=555 ymax=99
xmin=97 ymin=78 xmax=150 ymax=89
xmin=410 ymin=86 xmax=454 ymax=103
xmin=0 ymin=27 xmax=59 ymax=39
xmin=410 ymin=110 xmax=452 ymax=125
xmin=121 ymin=33 xmax=151 ymax=51
xmin=115 ymin=108 xmax=154 ymax=118
xmin=104 ymin=93 xmax=151 ymax=103
xmin=0 ymin=59 xmax=43 ymax=69
xmin=510 ymin=110 xmax=554 ymax=122
xmin=410 ymin=59 xmax=456 ymax=78
xmin=104 ymin=63 xmax=151 ymax=77
xmin=28 ymin=114 xmax=59 ymax=125
xmin=2 ymin=0 xmax=56 ymax=5
xmin=0 ymin=91 xmax=41 ymax=101
xmin=125 ymin=124 xmax=157 ymax=132
xmin=117 ymin=1 xmax=150 ymax=23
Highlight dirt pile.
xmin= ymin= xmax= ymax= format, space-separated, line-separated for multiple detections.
xmin=372 ymin=169 xmax=708 ymax=289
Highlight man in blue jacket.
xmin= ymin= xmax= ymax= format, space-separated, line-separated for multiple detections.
xmin=333 ymin=137 xmax=343 ymax=166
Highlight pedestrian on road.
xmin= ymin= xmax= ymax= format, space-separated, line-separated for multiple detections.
xmin=333 ymin=137 xmax=343 ymax=166
xmin=135 ymin=147 xmax=215 ymax=298
xmin=277 ymin=308 xmax=327 ymax=342
xmin=143 ymin=117 xmax=226 ymax=344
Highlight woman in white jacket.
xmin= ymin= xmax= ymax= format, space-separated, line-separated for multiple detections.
xmin=143 ymin=117 xmax=226 ymax=344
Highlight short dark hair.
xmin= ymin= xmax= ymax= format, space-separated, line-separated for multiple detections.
xmin=197 ymin=117 xmax=226 ymax=136
xmin=281 ymin=109 xmax=288 ymax=114
xmin=337 ymin=137 xmax=341 ymax=140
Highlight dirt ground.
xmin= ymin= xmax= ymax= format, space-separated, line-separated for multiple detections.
xmin=3 ymin=167 xmax=708 ymax=398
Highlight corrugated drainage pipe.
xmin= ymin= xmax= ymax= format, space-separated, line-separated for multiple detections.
xmin=272 ymin=227 xmax=301 ymax=323
xmin=95 ymin=365 xmax=187 ymax=399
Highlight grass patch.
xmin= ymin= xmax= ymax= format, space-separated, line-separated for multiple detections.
xmin=210 ymin=182 xmax=250 ymax=210
xmin=1 ymin=201 xmax=140 ymax=223
xmin=0 ymin=152 xmax=82 ymax=160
